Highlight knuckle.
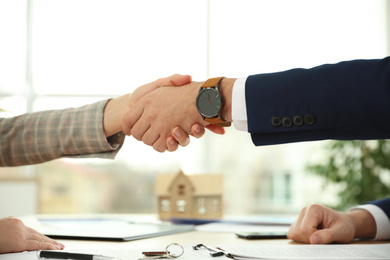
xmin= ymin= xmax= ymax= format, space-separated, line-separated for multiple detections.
xmin=289 ymin=233 xmax=298 ymax=241
xmin=142 ymin=136 xmax=153 ymax=146
xmin=308 ymin=204 xmax=322 ymax=210
xmin=10 ymin=217 xmax=24 ymax=227
xmin=300 ymin=226 xmax=312 ymax=235
xmin=145 ymin=113 xmax=157 ymax=122
xmin=300 ymin=206 xmax=308 ymax=215
xmin=131 ymin=132 xmax=142 ymax=141
xmin=153 ymin=141 xmax=166 ymax=153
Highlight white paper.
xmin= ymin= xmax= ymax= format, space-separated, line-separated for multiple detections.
xmin=218 ymin=244 xmax=390 ymax=260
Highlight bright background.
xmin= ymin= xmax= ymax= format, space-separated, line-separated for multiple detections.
xmin=0 ymin=0 xmax=389 ymax=217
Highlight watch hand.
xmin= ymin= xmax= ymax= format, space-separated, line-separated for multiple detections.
xmin=208 ymin=95 xmax=215 ymax=104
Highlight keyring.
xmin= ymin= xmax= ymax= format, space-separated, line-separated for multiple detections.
xmin=165 ymin=243 xmax=184 ymax=258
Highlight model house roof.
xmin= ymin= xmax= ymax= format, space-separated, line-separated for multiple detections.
xmin=155 ymin=171 xmax=223 ymax=196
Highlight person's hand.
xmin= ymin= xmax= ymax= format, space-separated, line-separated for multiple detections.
xmin=123 ymin=81 xmax=207 ymax=152
xmin=0 ymin=217 xmax=65 ymax=254
xmin=287 ymin=204 xmax=376 ymax=244
xmin=120 ymin=74 xmax=192 ymax=149
xmin=166 ymin=124 xmax=226 ymax=152
xmin=127 ymin=74 xmax=193 ymax=109
xmin=104 ymin=74 xmax=192 ymax=138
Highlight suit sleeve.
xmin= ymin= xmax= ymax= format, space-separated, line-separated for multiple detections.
xmin=245 ymin=57 xmax=390 ymax=146
xmin=0 ymin=100 xmax=125 ymax=166
xmin=369 ymin=198 xmax=390 ymax=220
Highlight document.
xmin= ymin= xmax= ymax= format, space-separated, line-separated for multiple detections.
xmin=217 ymin=244 xmax=390 ymax=259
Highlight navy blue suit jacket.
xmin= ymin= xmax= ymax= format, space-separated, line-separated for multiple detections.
xmin=245 ymin=57 xmax=390 ymax=222
xmin=246 ymin=57 xmax=390 ymax=145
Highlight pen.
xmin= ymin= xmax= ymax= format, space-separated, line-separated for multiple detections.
xmin=38 ymin=250 xmax=121 ymax=260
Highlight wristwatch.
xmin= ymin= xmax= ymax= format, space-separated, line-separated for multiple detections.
xmin=196 ymin=77 xmax=231 ymax=127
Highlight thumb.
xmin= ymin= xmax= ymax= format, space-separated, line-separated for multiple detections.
xmin=310 ymin=224 xmax=353 ymax=244
xmin=129 ymin=74 xmax=192 ymax=106
xmin=165 ymin=74 xmax=192 ymax=86
xmin=205 ymin=124 xmax=226 ymax=135
xmin=310 ymin=229 xmax=334 ymax=244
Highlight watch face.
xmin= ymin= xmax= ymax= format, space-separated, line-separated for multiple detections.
xmin=196 ymin=88 xmax=222 ymax=118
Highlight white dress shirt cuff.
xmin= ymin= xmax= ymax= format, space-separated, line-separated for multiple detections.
xmin=232 ymin=76 xmax=249 ymax=131
xmin=350 ymin=204 xmax=390 ymax=240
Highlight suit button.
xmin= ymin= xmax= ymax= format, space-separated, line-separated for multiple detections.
xmin=282 ymin=117 xmax=292 ymax=128
xmin=293 ymin=115 xmax=303 ymax=126
xmin=304 ymin=114 xmax=315 ymax=125
xmin=270 ymin=116 xmax=282 ymax=127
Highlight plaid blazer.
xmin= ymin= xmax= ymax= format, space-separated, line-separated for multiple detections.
xmin=0 ymin=100 xmax=125 ymax=166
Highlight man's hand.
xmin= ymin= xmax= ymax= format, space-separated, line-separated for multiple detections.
xmin=287 ymin=204 xmax=376 ymax=244
xmin=166 ymin=124 xmax=226 ymax=152
xmin=0 ymin=217 xmax=65 ymax=254
xmin=120 ymin=75 xmax=226 ymax=152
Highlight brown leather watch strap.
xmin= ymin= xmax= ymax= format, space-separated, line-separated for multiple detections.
xmin=206 ymin=117 xmax=232 ymax=126
xmin=201 ymin=77 xmax=225 ymax=89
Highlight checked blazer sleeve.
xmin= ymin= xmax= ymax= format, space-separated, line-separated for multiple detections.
xmin=0 ymin=100 xmax=125 ymax=167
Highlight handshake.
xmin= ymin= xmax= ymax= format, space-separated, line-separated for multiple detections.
xmin=105 ymin=74 xmax=235 ymax=152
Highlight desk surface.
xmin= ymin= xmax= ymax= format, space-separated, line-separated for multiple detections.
xmin=20 ymin=214 xmax=389 ymax=248
xmin=21 ymin=214 xmax=293 ymax=249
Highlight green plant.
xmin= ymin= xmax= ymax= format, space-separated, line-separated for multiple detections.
xmin=307 ymin=140 xmax=390 ymax=210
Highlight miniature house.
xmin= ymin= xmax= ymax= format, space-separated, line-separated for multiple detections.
xmin=155 ymin=171 xmax=223 ymax=220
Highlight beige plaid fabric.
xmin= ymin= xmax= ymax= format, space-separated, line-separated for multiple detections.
xmin=0 ymin=100 xmax=125 ymax=167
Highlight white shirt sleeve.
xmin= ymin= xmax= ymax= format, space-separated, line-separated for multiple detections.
xmin=232 ymin=76 xmax=249 ymax=131
xmin=350 ymin=204 xmax=390 ymax=240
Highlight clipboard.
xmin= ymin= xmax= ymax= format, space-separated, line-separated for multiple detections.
xmin=38 ymin=218 xmax=194 ymax=241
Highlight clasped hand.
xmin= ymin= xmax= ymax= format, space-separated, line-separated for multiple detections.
xmin=121 ymin=74 xmax=225 ymax=152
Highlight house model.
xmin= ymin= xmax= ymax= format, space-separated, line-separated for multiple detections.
xmin=155 ymin=171 xmax=223 ymax=220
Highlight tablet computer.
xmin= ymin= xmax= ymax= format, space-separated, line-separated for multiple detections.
xmin=38 ymin=219 xmax=194 ymax=241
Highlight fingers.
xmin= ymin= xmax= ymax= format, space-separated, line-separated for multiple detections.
xmin=191 ymin=124 xmax=205 ymax=138
xmin=190 ymin=123 xmax=226 ymax=138
xmin=288 ymin=206 xmax=310 ymax=243
xmin=165 ymin=123 xmax=224 ymax=152
xmin=309 ymin=229 xmax=334 ymax=244
xmin=287 ymin=204 xmax=325 ymax=244
xmin=163 ymin=74 xmax=192 ymax=87
xmin=166 ymin=136 xmax=179 ymax=152
xmin=172 ymin=127 xmax=190 ymax=146
xmin=166 ymin=127 xmax=192 ymax=152
xmin=130 ymin=74 xmax=192 ymax=106
xmin=0 ymin=217 xmax=64 ymax=254
xmin=309 ymin=216 xmax=355 ymax=244
xmin=288 ymin=204 xmax=355 ymax=244
xmin=25 ymin=229 xmax=64 ymax=251
xmin=165 ymin=127 xmax=191 ymax=152
xmin=152 ymin=136 xmax=168 ymax=153
xmin=122 ymin=100 xmax=147 ymax=138
xmin=123 ymin=78 xmax=203 ymax=151
xmin=205 ymin=124 xmax=226 ymax=135
xmin=123 ymin=74 xmax=192 ymax=137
